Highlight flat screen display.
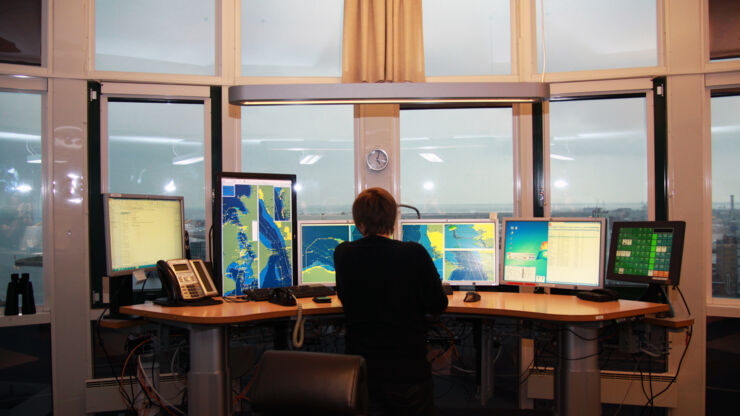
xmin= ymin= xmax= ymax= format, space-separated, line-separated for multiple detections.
xmin=298 ymin=220 xmax=362 ymax=285
xmin=215 ymin=172 xmax=297 ymax=295
xmin=606 ymin=221 xmax=685 ymax=286
xmin=400 ymin=219 xmax=498 ymax=286
xmin=501 ymin=218 xmax=606 ymax=289
xmin=104 ymin=194 xmax=185 ymax=277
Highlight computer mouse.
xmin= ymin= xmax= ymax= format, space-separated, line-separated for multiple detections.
xmin=463 ymin=291 xmax=481 ymax=303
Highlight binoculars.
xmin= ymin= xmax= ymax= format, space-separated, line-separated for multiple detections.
xmin=4 ymin=273 xmax=36 ymax=315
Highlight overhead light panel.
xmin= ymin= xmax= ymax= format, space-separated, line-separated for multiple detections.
xmin=299 ymin=154 xmax=322 ymax=165
xmin=419 ymin=153 xmax=444 ymax=163
xmin=172 ymin=154 xmax=204 ymax=165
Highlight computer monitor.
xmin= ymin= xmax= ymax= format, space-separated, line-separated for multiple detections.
xmin=215 ymin=172 xmax=298 ymax=296
xmin=298 ymin=220 xmax=362 ymax=285
xmin=606 ymin=221 xmax=686 ymax=286
xmin=500 ymin=217 xmax=606 ymax=289
xmin=103 ymin=193 xmax=186 ymax=278
xmin=400 ymin=219 xmax=498 ymax=286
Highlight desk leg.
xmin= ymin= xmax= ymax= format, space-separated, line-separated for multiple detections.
xmin=189 ymin=325 xmax=228 ymax=416
xmin=556 ymin=324 xmax=600 ymax=416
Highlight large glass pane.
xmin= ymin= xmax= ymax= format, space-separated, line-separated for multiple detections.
xmin=423 ymin=0 xmax=511 ymax=76
xmin=711 ymin=94 xmax=740 ymax=299
xmin=241 ymin=0 xmax=343 ymax=77
xmin=549 ymin=98 xmax=648 ymax=222
xmin=536 ymin=0 xmax=657 ymax=72
xmin=0 ymin=0 xmax=42 ymax=66
xmin=107 ymin=101 xmax=207 ymax=259
xmin=400 ymin=108 xmax=513 ymax=217
xmin=95 ymin=0 xmax=216 ymax=75
xmin=0 ymin=91 xmax=43 ymax=308
xmin=241 ymin=105 xmax=354 ymax=218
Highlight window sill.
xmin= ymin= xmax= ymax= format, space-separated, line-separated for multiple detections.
xmin=0 ymin=310 xmax=51 ymax=328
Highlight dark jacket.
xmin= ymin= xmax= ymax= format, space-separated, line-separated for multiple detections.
xmin=335 ymin=235 xmax=448 ymax=383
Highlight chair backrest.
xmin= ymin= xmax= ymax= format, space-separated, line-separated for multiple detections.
xmin=250 ymin=350 xmax=368 ymax=416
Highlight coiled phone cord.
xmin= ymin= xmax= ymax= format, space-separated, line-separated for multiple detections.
xmin=292 ymin=302 xmax=305 ymax=348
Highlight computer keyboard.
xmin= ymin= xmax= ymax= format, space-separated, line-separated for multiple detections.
xmin=243 ymin=285 xmax=336 ymax=302
xmin=290 ymin=285 xmax=336 ymax=299
xmin=244 ymin=287 xmax=274 ymax=301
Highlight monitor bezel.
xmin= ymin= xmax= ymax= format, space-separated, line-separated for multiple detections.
xmin=297 ymin=219 xmax=357 ymax=286
xmin=214 ymin=172 xmax=298 ymax=294
xmin=606 ymin=220 xmax=686 ymax=286
xmin=399 ymin=218 xmax=499 ymax=287
xmin=500 ymin=217 xmax=607 ymax=290
xmin=103 ymin=193 xmax=186 ymax=278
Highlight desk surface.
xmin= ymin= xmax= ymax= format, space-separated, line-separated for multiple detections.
xmin=120 ymin=291 xmax=669 ymax=325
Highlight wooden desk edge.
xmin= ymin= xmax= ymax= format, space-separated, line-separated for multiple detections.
xmin=120 ymin=293 xmax=670 ymax=325
xmin=644 ymin=316 xmax=694 ymax=329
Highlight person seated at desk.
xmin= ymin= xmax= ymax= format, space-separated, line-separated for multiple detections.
xmin=335 ymin=187 xmax=448 ymax=415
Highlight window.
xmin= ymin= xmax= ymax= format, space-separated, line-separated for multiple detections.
xmin=0 ymin=91 xmax=44 ymax=305
xmin=94 ymin=0 xmax=216 ymax=75
xmin=711 ymin=94 xmax=740 ymax=299
xmin=105 ymin=100 xmax=208 ymax=259
xmin=240 ymin=0 xmax=343 ymax=77
xmin=548 ymin=97 xmax=649 ymax=223
xmin=536 ymin=0 xmax=658 ymax=73
xmin=241 ymin=105 xmax=354 ymax=218
xmin=400 ymin=107 xmax=514 ymax=217
xmin=423 ymin=0 xmax=511 ymax=76
xmin=0 ymin=0 xmax=42 ymax=66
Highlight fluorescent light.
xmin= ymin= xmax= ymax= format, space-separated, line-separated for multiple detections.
xmin=554 ymin=180 xmax=569 ymax=189
xmin=172 ymin=154 xmax=204 ymax=165
xmin=164 ymin=180 xmax=176 ymax=193
xmin=423 ymin=181 xmax=435 ymax=190
xmin=16 ymin=184 xmax=32 ymax=193
xmin=229 ymin=82 xmax=549 ymax=106
xmin=299 ymin=154 xmax=322 ymax=165
xmin=26 ymin=154 xmax=41 ymax=164
xmin=550 ymin=154 xmax=574 ymax=161
xmin=0 ymin=132 xmax=41 ymax=141
xmin=419 ymin=153 xmax=444 ymax=163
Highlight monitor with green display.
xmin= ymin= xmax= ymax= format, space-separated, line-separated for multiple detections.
xmin=606 ymin=221 xmax=686 ymax=286
xmin=400 ymin=219 xmax=498 ymax=286
xmin=298 ymin=220 xmax=362 ymax=285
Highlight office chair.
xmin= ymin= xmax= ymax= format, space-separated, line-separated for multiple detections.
xmin=250 ymin=350 xmax=368 ymax=416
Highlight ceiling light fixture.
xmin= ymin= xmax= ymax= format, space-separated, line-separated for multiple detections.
xmin=229 ymin=82 xmax=549 ymax=106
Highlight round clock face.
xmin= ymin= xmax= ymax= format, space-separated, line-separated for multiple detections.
xmin=366 ymin=148 xmax=389 ymax=171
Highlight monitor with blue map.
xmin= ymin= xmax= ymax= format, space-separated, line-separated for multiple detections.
xmin=500 ymin=217 xmax=606 ymax=289
xmin=298 ymin=220 xmax=363 ymax=285
xmin=400 ymin=219 xmax=498 ymax=286
xmin=215 ymin=172 xmax=298 ymax=296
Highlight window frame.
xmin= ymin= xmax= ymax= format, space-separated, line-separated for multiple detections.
xmin=86 ymin=0 xmax=225 ymax=85
xmin=423 ymin=0 xmax=519 ymax=82
xmin=0 ymin=0 xmax=50 ymax=77
xmin=0 ymin=75 xmax=51 ymax=327
xmin=90 ymin=82 xmax=213 ymax=307
xmin=705 ymin=72 xmax=740 ymax=317
xmin=234 ymin=0 xmax=344 ymax=85
xmin=544 ymin=79 xmax=657 ymax=220
xmin=529 ymin=0 xmax=667 ymax=83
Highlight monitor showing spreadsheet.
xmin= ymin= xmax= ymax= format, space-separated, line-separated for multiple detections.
xmin=501 ymin=217 xmax=606 ymax=289
xmin=400 ymin=219 xmax=498 ymax=286
xmin=103 ymin=194 xmax=185 ymax=277
xmin=298 ymin=220 xmax=362 ymax=285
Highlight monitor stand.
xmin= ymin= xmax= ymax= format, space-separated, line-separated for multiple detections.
xmin=639 ymin=284 xmax=675 ymax=318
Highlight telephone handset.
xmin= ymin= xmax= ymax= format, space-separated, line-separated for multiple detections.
xmin=156 ymin=259 xmax=222 ymax=306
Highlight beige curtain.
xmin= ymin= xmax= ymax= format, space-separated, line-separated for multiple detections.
xmin=342 ymin=0 xmax=425 ymax=83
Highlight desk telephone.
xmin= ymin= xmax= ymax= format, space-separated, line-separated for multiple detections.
xmin=156 ymin=259 xmax=222 ymax=306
